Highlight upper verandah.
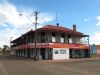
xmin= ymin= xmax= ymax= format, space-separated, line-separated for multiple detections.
xmin=11 ymin=24 xmax=89 ymax=43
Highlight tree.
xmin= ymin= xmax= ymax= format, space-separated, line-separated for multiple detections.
xmin=2 ymin=45 xmax=9 ymax=54
xmin=0 ymin=47 xmax=2 ymax=52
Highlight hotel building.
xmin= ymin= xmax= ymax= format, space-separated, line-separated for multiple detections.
xmin=11 ymin=24 xmax=90 ymax=60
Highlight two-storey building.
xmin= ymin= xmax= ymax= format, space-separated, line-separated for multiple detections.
xmin=11 ymin=24 xmax=90 ymax=60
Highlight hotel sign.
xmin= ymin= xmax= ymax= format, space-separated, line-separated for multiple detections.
xmin=49 ymin=43 xmax=89 ymax=49
xmin=12 ymin=43 xmax=89 ymax=50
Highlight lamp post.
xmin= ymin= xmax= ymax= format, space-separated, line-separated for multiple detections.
xmin=19 ymin=12 xmax=39 ymax=60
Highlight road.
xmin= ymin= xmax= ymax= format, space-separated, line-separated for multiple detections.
xmin=0 ymin=55 xmax=100 ymax=75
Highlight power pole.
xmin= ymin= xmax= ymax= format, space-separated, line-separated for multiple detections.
xmin=34 ymin=12 xmax=39 ymax=60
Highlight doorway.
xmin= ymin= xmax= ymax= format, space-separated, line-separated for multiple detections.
xmin=40 ymin=48 xmax=45 ymax=59
xmin=69 ymin=49 xmax=90 ymax=59
xmin=48 ymin=48 xmax=52 ymax=60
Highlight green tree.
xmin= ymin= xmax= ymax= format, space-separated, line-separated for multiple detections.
xmin=2 ymin=45 xmax=9 ymax=54
xmin=0 ymin=47 xmax=2 ymax=52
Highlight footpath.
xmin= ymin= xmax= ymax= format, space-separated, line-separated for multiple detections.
xmin=44 ymin=57 xmax=100 ymax=63
xmin=0 ymin=62 xmax=8 ymax=75
xmin=1 ymin=55 xmax=100 ymax=63
xmin=16 ymin=56 xmax=100 ymax=63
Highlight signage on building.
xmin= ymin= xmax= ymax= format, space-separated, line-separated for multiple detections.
xmin=53 ymin=48 xmax=69 ymax=59
xmin=13 ymin=43 xmax=89 ymax=50
xmin=49 ymin=43 xmax=89 ymax=49
xmin=54 ymin=48 xmax=67 ymax=54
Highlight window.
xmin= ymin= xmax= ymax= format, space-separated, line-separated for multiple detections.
xmin=52 ymin=33 xmax=55 ymax=37
xmin=68 ymin=35 xmax=70 ymax=38
xmin=62 ymin=34 xmax=65 ymax=38
xmin=52 ymin=32 xmax=56 ymax=42
xmin=61 ymin=38 xmax=64 ymax=43
xmin=69 ymin=38 xmax=72 ymax=44
xmin=55 ymin=50 xmax=59 ymax=54
xmin=60 ymin=49 xmax=66 ymax=54
xmin=41 ymin=32 xmax=45 ymax=42
xmin=41 ymin=32 xmax=45 ymax=36
xmin=61 ymin=34 xmax=65 ymax=43
xmin=68 ymin=35 xmax=70 ymax=43
xmin=52 ymin=37 xmax=56 ymax=42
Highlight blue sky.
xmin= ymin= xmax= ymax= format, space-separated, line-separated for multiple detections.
xmin=0 ymin=0 xmax=100 ymax=47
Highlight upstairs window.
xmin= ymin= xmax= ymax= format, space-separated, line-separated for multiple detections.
xmin=62 ymin=34 xmax=65 ymax=38
xmin=52 ymin=37 xmax=56 ymax=42
xmin=52 ymin=32 xmax=55 ymax=37
xmin=69 ymin=38 xmax=72 ymax=44
xmin=61 ymin=38 xmax=64 ymax=43
xmin=41 ymin=32 xmax=45 ymax=36
xmin=52 ymin=32 xmax=56 ymax=42
xmin=61 ymin=34 xmax=65 ymax=43
xmin=41 ymin=32 xmax=45 ymax=42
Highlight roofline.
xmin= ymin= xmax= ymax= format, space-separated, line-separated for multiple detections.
xmin=82 ymin=35 xmax=89 ymax=37
xmin=11 ymin=30 xmax=34 ymax=43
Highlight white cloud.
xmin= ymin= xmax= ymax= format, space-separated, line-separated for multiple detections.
xmin=96 ymin=16 xmax=100 ymax=26
xmin=0 ymin=23 xmax=8 ymax=27
xmin=44 ymin=17 xmax=54 ymax=22
xmin=0 ymin=1 xmax=54 ymax=47
xmin=0 ymin=2 xmax=35 ymax=27
xmin=83 ymin=17 xmax=91 ymax=22
xmin=89 ymin=16 xmax=100 ymax=45
xmin=90 ymin=32 xmax=100 ymax=45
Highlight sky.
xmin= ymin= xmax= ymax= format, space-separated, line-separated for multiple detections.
xmin=0 ymin=0 xmax=100 ymax=47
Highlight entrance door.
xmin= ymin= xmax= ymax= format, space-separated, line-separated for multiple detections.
xmin=84 ymin=50 xmax=90 ymax=58
xmin=48 ymin=48 xmax=52 ymax=60
xmin=69 ymin=49 xmax=83 ymax=59
xmin=27 ymin=49 xmax=30 ymax=58
xmin=41 ymin=48 xmax=45 ymax=59
xmin=70 ymin=49 xmax=76 ymax=58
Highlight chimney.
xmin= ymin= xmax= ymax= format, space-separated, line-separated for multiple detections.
xmin=73 ymin=24 xmax=76 ymax=31
xmin=31 ymin=29 xmax=33 ymax=31
xmin=56 ymin=23 xmax=59 ymax=27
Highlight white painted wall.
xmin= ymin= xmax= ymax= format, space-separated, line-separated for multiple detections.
xmin=53 ymin=48 xmax=69 ymax=60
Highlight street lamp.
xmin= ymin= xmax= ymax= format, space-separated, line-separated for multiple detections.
xmin=19 ymin=13 xmax=34 ymax=25
xmin=19 ymin=12 xmax=39 ymax=60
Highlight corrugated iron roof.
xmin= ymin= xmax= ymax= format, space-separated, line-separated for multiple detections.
xmin=37 ymin=25 xmax=83 ymax=35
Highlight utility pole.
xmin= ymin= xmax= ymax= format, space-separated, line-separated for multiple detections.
xmin=19 ymin=11 xmax=39 ymax=60
xmin=34 ymin=12 xmax=39 ymax=60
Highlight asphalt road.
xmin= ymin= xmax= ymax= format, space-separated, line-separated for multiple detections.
xmin=0 ymin=55 xmax=100 ymax=75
